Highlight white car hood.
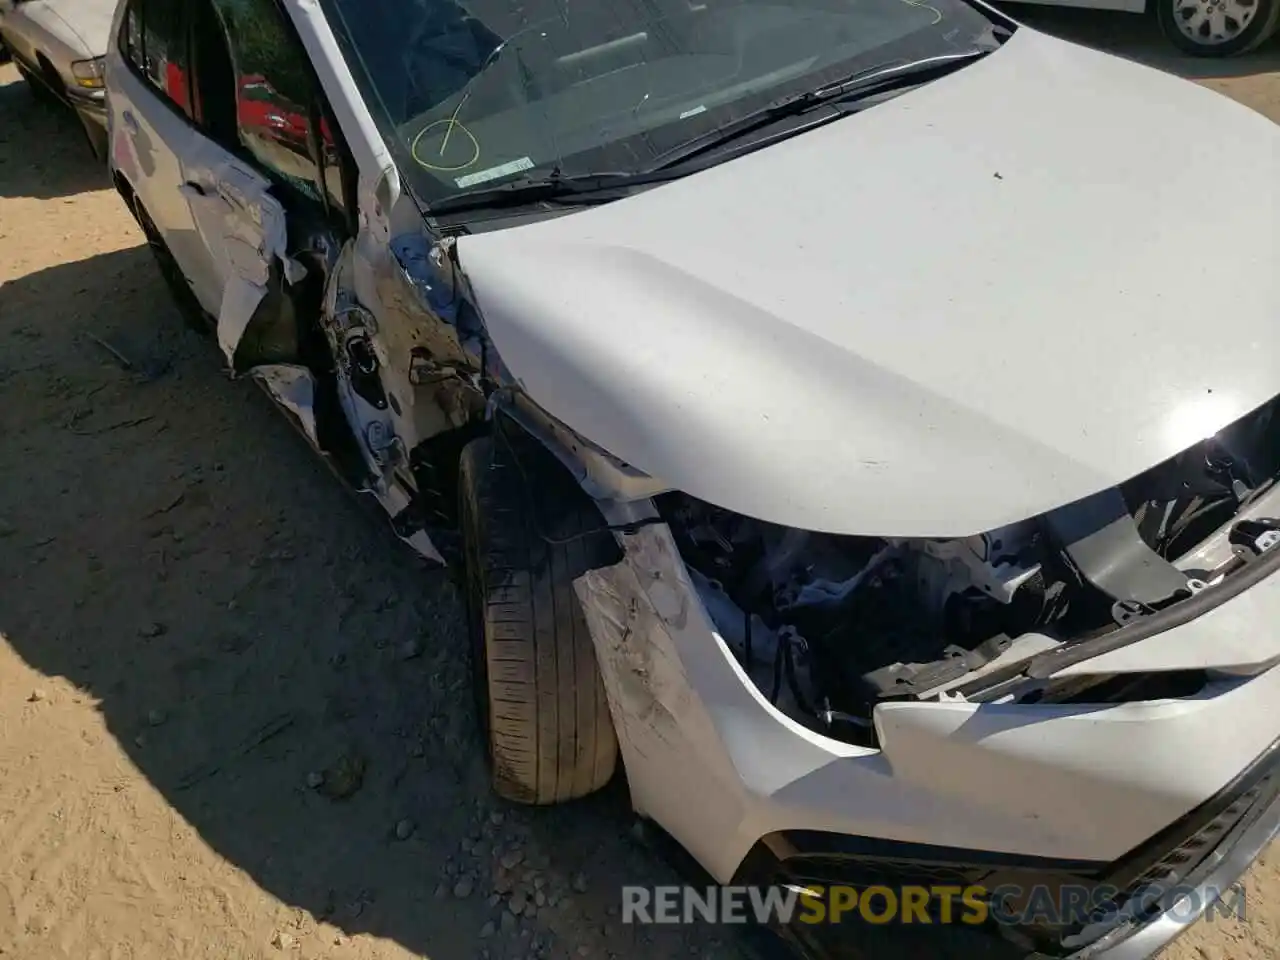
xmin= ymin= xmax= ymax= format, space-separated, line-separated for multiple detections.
xmin=457 ymin=29 xmax=1280 ymax=538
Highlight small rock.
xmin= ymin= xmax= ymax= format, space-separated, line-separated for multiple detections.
xmin=500 ymin=849 xmax=524 ymax=870
xmin=453 ymin=876 xmax=474 ymax=899
xmin=500 ymin=911 xmax=517 ymax=934
xmin=305 ymin=771 xmax=325 ymax=789
xmin=489 ymin=810 xmax=505 ymax=825
xmin=493 ymin=871 xmax=513 ymax=894
xmin=399 ymin=638 xmax=424 ymax=660
xmin=408 ymin=741 xmax=425 ymax=758
xmin=434 ymin=883 xmax=448 ymax=899
xmin=510 ymin=891 xmax=528 ymax=915
xmin=479 ymin=920 xmax=496 ymax=938
xmin=577 ymin=947 xmax=591 ymax=958
xmin=572 ymin=872 xmax=589 ymax=893
xmin=139 ymin=622 xmax=167 ymax=638
xmin=320 ymin=752 xmax=366 ymax=800
xmin=461 ymin=838 xmax=475 ymax=854
xmin=395 ymin=818 xmax=415 ymax=841
xmin=487 ymin=894 xmax=501 ymax=907
xmin=524 ymin=904 xmax=538 ymax=920
xmin=27 ymin=688 xmax=48 ymax=703
xmin=147 ymin=708 xmax=167 ymax=727
xmin=133 ymin=734 xmax=147 ymax=748
xmin=270 ymin=930 xmax=296 ymax=950
xmin=534 ymin=890 xmax=546 ymax=907
xmin=533 ymin=876 xmax=545 ymax=890
xmin=472 ymin=840 xmax=489 ymax=859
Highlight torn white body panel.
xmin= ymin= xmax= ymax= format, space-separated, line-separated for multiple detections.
xmin=250 ymin=364 xmax=320 ymax=448
xmin=174 ymin=153 xmax=304 ymax=369
xmin=575 ymin=522 xmax=1280 ymax=879
xmin=314 ymin=238 xmax=453 ymax=566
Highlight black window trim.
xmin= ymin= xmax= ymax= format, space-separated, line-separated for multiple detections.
xmin=115 ymin=0 xmax=356 ymax=233
xmin=118 ymin=0 xmax=194 ymax=124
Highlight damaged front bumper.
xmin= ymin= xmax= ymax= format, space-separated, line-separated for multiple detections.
xmin=573 ymin=522 xmax=1280 ymax=957
xmin=746 ymin=736 xmax=1280 ymax=959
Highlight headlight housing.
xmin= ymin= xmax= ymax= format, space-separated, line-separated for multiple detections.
xmin=70 ymin=56 xmax=105 ymax=90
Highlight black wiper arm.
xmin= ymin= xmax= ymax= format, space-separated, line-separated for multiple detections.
xmin=645 ymin=49 xmax=992 ymax=173
xmin=427 ymin=50 xmax=991 ymax=216
xmin=427 ymin=172 xmax=644 ymax=216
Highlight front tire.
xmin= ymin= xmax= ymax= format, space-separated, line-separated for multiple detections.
xmin=1156 ymin=0 xmax=1280 ymax=56
xmin=458 ymin=429 xmax=620 ymax=805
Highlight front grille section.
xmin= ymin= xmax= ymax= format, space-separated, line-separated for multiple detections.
xmin=740 ymin=738 xmax=1280 ymax=958
xmin=1061 ymin=742 xmax=1280 ymax=951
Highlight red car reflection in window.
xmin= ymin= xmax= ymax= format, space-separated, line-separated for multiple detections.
xmin=237 ymin=74 xmax=334 ymax=150
xmin=164 ymin=60 xmax=190 ymax=111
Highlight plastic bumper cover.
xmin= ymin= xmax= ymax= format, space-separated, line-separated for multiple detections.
xmin=576 ymin=524 xmax=1280 ymax=884
xmin=744 ymin=735 xmax=1280 ymax=958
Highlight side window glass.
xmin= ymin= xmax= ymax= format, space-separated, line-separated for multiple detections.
xmin=139 ymin=0 xmax=192 ymax=115
xmin=120 ymin=0 xmax=144 ymax=70
xmin=211 ymin=0 xmax=325 ymax=203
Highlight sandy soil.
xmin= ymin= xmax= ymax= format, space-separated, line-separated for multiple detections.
xmin=0 ymin=15 xmax=1278 ymax=960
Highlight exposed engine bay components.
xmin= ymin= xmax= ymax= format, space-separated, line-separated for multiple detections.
xmin=657 ymin=394 xmax=1280 ymax=746
xmin=1230 ymin=518 xmax=1280 ymax=560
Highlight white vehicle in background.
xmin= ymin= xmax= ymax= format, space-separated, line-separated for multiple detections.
xmin=0 ymin=0 xmax=115 ymax=155
xmin=1004 ymin=0 xmax=1280 ymax=56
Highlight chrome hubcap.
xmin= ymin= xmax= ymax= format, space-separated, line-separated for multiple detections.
xmin=1173 ymin=0 xmax=1258 ymax=45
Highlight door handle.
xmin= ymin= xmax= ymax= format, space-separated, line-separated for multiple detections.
xmin=180 ymin=180 xmax=208 ymax=197
xmin=120 ymin=110 xmax=140 ymax=136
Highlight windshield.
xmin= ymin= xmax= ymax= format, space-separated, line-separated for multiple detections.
xmin=323 ymin=0 xmax=1003 ymax=207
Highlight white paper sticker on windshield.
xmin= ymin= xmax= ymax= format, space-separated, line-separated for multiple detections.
xmin=455 ymin=157 xmax=535 ymax=189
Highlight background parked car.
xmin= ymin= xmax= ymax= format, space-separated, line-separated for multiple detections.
xmin=0 ymin=0 xmax=115 ymax=156
xmin=1000 ymin=0 xmax=1280 ymax=56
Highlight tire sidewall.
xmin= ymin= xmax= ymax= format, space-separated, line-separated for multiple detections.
xmin=457 ymin=442 xmax=496 ymax=757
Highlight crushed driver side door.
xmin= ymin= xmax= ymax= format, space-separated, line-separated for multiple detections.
xmin=176 ymin=153 xmax=300 ymax=370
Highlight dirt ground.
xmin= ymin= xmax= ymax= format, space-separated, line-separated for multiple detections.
xmin=1 ymin=13 xmax=1278 ymax=960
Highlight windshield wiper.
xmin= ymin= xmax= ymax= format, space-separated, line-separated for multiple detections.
xmin=427 ymin=171 xmax=661 ymax=216
xmin=427 ymin=49 xmax=993 ymax=217
xmin=644 ymin=49 xmax=992 ymax=173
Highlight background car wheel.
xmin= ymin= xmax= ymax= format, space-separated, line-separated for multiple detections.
xmin=15 ymin=61 xmax=57 ymax=104
xmin=1157 ymin=0 xmax=1280 ymax=55
xmin=458 ymin=428 xmax=620 ymax=805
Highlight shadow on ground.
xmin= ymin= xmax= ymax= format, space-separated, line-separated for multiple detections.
xmin=0 ymin=75 xmax=109 ymax=200
xmin=0 ymin=245 xmax=753 ymax=960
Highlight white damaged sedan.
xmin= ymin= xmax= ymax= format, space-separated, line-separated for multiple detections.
xmin=105 ymin=0 xmax=1280 ymax=956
